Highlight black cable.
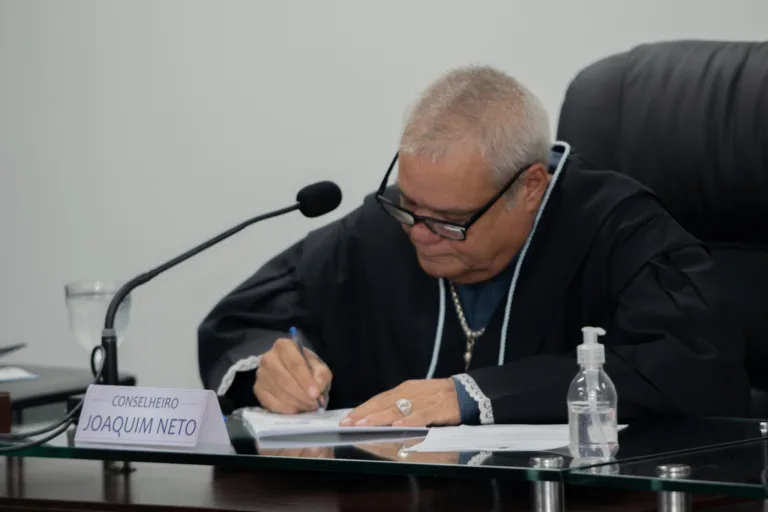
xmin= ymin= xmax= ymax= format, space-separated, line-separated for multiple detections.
xmin=0 ymin=384 xmax=87 ymax=440
xmin=0 ymin=416 xmax=74 ymax=454
xmin=0 ymin=347 xmax=105 ymax=453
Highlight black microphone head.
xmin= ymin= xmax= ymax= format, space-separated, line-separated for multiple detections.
xmin=296 ymin=181 xmax=342 ymax=218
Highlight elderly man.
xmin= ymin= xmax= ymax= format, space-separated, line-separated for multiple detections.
xmin=197 ymin=65 xmax=750 ymax=426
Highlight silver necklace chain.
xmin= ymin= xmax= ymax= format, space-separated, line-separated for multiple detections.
xmin=449 ymin=282 xmax=485 ymax=370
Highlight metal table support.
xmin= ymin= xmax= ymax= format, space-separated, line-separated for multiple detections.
xmin=656 ymin=464 xmax=691 ymax=512
xmin=761 ymin=422 xmax=768 ymax=512
xmin=530 ymin=455 xmax=564 ymax=512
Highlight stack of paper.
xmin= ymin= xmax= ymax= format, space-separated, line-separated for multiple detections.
xmin=242 ymin=407 xmax=429 ymax=448
xmin=404 ymin=424 xmax=571 ymax=453
xmin=405 ymin=424 xmax=627 ymax=453
xmin=242 ymin=408 xmax=627 ymax=452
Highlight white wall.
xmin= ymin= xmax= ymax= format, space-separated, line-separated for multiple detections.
xmin=1 ymin=0 xmax=765 ymax=390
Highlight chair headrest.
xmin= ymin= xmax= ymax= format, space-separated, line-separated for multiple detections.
xmin=557 ymin=40 xmax=768 ymax=247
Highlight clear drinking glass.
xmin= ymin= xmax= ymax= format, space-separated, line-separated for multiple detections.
xmin=64 ymin=280 xmax=132 ymax=376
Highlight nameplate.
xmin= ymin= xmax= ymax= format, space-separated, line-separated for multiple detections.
xmin=74 ymin=384 xmax=230 ymax=450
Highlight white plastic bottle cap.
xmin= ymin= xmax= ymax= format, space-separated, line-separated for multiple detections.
xmin=578 ymin=326 xmax=606 ymax=365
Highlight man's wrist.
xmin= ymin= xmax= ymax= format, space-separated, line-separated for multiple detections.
xmin=451 ymin=375 xmax=481 ymax=425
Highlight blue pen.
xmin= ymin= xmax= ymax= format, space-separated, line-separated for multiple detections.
xmin=289 ymin=326 xmax=325 ymax=411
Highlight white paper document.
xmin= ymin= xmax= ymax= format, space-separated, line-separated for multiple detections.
xmin=0 ymin=366 xmax=38 ymax=383
xmin=242 ymin=407 xmax=428 ymax=440
xmin=256 ymin=430 xmax=428 ymax=450
xmin=406 ymin=424 xmax=626 ymax=453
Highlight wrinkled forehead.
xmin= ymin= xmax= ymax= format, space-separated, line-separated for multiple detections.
xmin=392 ymin=148 xmax=498 ymax=213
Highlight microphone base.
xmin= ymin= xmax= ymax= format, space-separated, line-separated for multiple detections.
xmin=100 ymin=332 xmax=119 ymax=386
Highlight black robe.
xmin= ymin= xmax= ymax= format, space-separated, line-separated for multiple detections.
xmin=197 ymin=149 xmax=750 ymax=423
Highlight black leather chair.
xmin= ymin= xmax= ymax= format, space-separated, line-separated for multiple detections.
xmin=556 ymin=40 xmax=768 ymax=417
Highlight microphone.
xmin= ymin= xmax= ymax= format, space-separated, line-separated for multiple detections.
xmin=297 ymin=181 xmax=342 ymax=217
xmin=95 ymin=180 xmax=342 ymax=387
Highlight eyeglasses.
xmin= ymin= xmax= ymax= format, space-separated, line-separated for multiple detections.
xmin=375 ymin=152 xmax=531 ymax=241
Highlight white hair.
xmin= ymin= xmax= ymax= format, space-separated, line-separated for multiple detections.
xmin=399 ymin=65 xmax=552 ymax=199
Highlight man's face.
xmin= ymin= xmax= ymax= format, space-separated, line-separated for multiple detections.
xmin=396 ymin=145 xmax=549 ymax=284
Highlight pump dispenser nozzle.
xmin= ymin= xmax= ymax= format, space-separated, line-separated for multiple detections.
xmin=578 ymin=326 xmax=606 ymax=366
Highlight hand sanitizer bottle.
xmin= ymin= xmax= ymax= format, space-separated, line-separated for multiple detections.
xmin=567 ymin=326 xmax=618 ymax=460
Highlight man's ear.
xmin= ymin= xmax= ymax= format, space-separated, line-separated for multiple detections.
xmin=521 ymin=164 xmax=552 ymax=213
xmin=521 ymin=163 xmax=550 ymax=214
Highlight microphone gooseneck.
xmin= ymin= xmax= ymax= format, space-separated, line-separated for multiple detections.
xmin=97 ymin=181 xmax=341 ymax=386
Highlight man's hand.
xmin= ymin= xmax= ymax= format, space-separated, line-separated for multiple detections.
xmin=253 ymin=337 xmax=332 ymax=414
xmin=340 ymin=378 xmax=460 ymax=427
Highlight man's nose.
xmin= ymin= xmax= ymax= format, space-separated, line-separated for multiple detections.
xmin=408 ymin=222 xmax=442 ymax=244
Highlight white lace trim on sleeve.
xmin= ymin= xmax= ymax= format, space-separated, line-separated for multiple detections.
xmin=215 ymin=355 xmax=262 ymax=396
xmin=454 ymin=373 xmax=495 ymax=425
xmin=467 ymin=451 xmax=493 ymax=466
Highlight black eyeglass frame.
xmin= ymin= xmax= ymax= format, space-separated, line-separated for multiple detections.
xmin=375 ymin=152 xmax=531 ymax=241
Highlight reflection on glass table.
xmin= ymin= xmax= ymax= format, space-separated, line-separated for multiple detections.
xmin=4 ymin=413 xmax=768 ymax=512
xmin=255 ymin=438 xmax=464 ymax=465
xmin=353 ymin=438 xmax=460 ymax=465
xmin=568 ymin=438 xmax=768 ymax=500
xmin=2 ymin=413 xmax=766 ymax=482
xmin=0 ymin=415 xmax=566 ymax=482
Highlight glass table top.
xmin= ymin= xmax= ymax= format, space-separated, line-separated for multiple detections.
xmin=1 ymin=412 xmax=766 ymax=490
xmin=569 ymin=438 xmax=768 ymax=500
